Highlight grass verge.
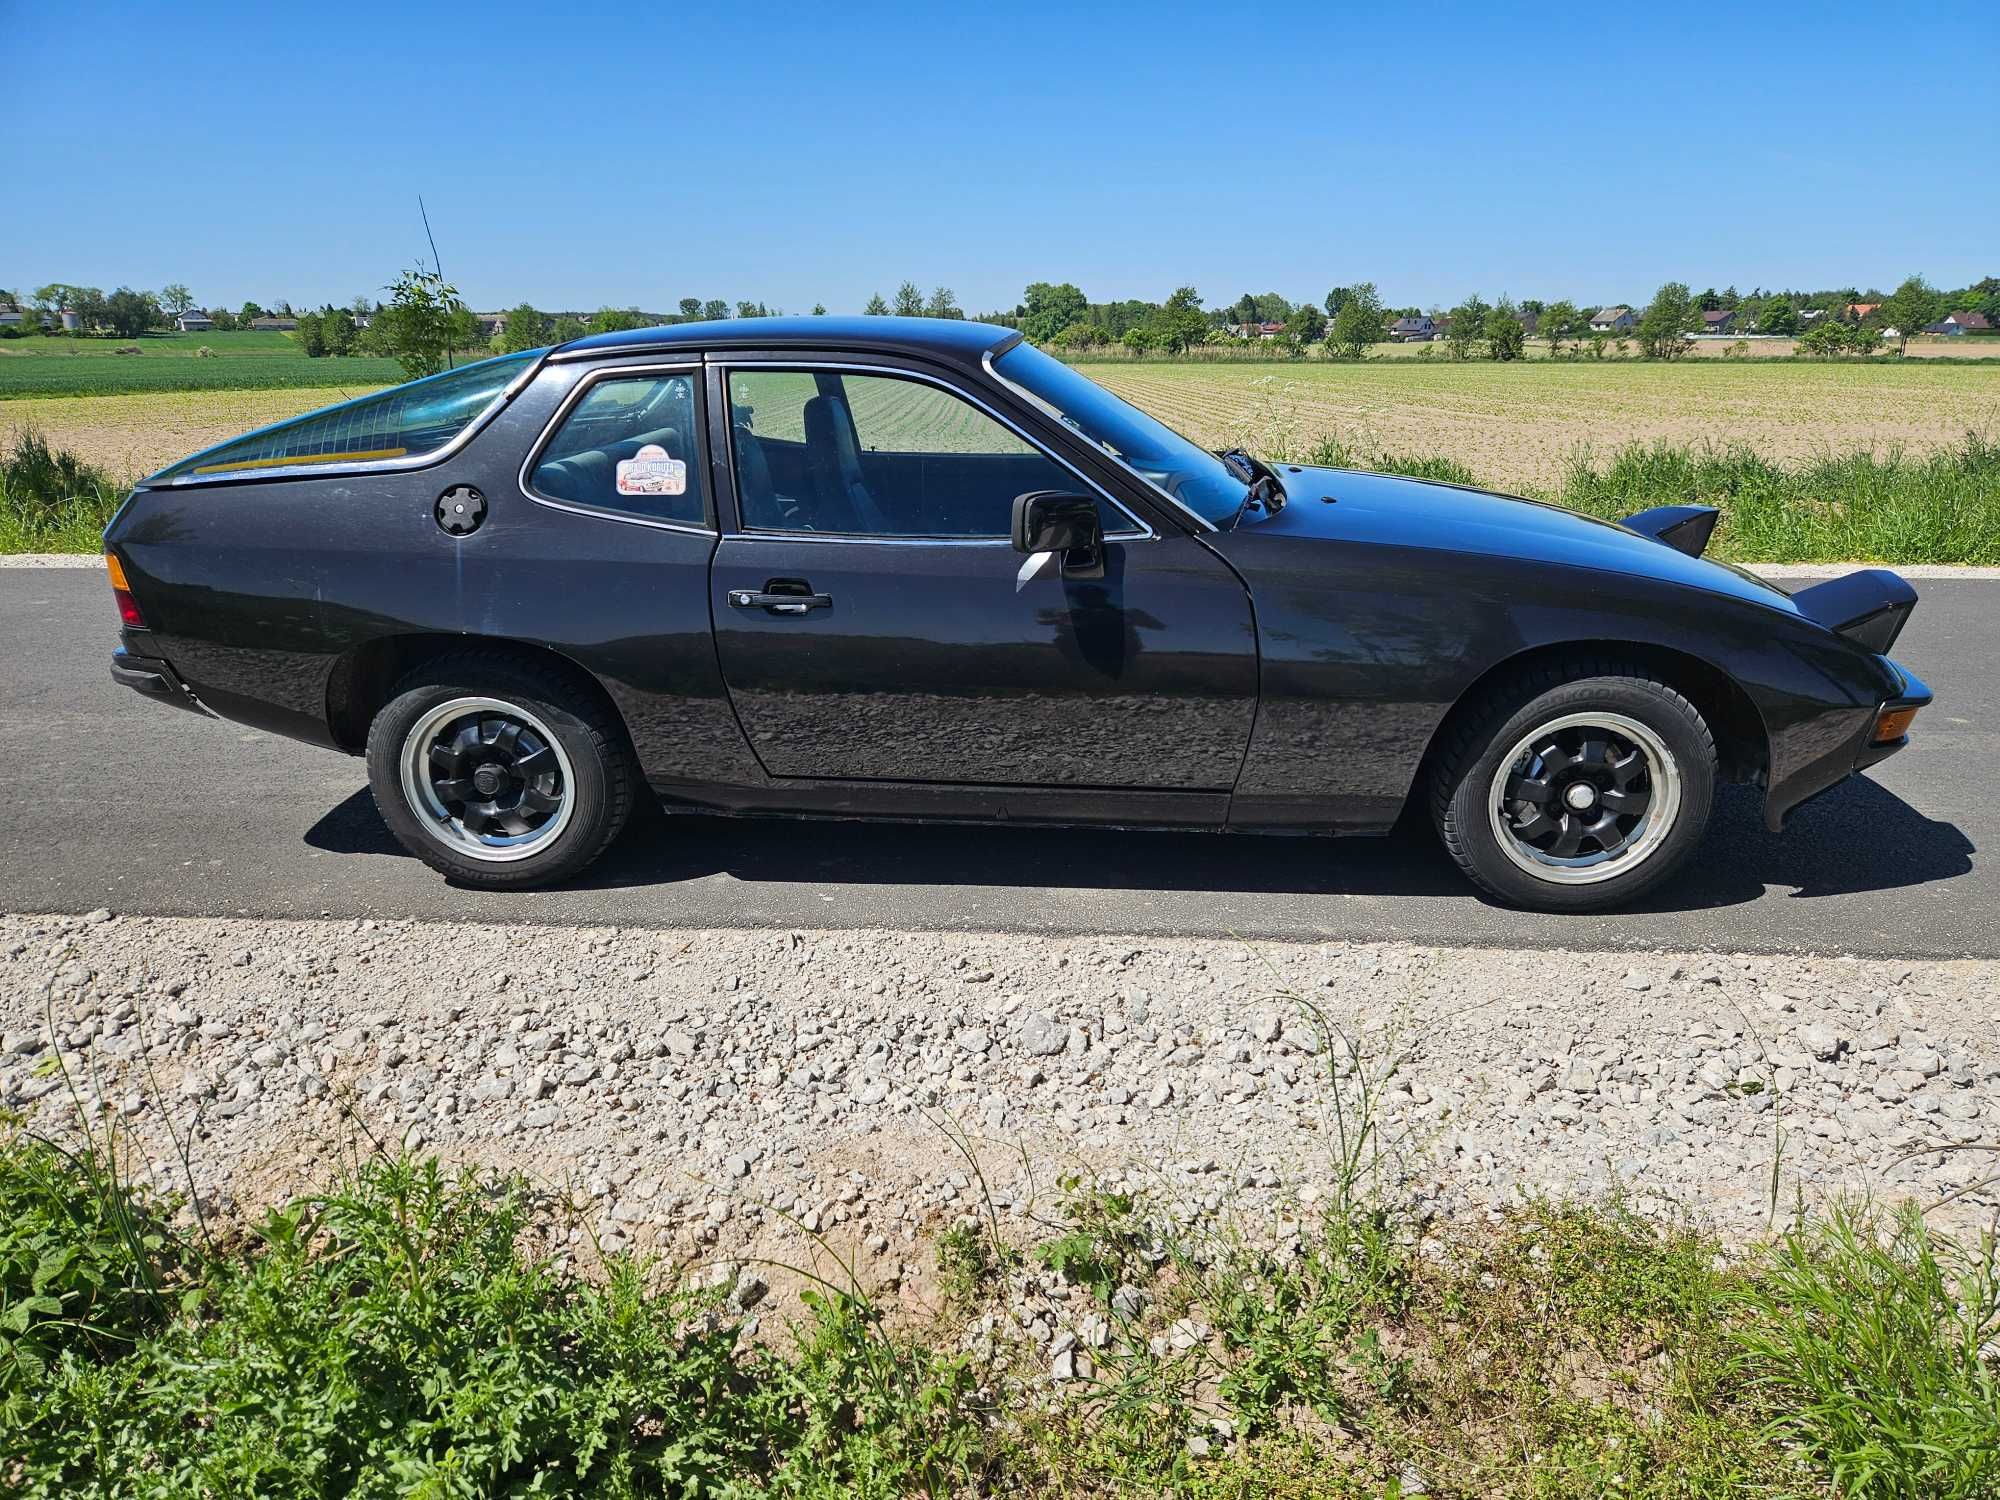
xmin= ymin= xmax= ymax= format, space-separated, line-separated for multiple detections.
xmin=3 ymin=1111 xmax=1995 ymax=1497
xmin=0 ymin=430 xmax=123 ymax=553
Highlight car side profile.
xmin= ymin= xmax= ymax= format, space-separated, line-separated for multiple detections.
xmin=104 ymin=317 xmax=1932 ymax=911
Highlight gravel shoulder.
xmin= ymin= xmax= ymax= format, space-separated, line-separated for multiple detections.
xmin=6 ymin=912 xmax=1996 ymax=1277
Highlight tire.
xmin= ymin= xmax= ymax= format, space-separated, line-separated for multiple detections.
xmin=365 ymin=651 xmax=637 ymax=889
xmin=1431 ymin=662 xmax=1716 ymax=912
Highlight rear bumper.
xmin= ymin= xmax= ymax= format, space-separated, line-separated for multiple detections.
xmin=1765 ymin=658 xmax=1931 ymax=831
xmin=111 ymin=647 xmax=213 ymax=717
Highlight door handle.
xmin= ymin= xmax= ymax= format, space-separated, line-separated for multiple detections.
xmin=728 ymin=587 xmax=832 ymax=616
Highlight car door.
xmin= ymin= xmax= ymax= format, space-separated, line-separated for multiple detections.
xmin=708 ymin=360 xmax=1258 ymax=791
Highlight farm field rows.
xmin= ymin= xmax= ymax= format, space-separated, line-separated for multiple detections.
xmin=1081 ymin=359 xmax=2000 ymax=491
xmin=4 ymin=358 xmax=1996 ymax=495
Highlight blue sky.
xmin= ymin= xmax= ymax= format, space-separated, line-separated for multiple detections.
xmin=6 ymin=0 xmax=1994 ymax=316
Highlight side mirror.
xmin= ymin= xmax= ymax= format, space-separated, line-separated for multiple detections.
xmin=1010 ymin=491 xmax=1105 ymax=580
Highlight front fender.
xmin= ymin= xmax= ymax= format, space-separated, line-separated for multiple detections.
xmin=1210 ymin=534 xmax=1895 ymax=833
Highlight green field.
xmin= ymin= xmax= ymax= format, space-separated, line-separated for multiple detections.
xmin=0 ymin=330 xmax=405 ymax=398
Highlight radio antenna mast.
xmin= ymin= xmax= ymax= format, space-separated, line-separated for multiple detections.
xmin=419 ymin=194 xmax=453 ymax=369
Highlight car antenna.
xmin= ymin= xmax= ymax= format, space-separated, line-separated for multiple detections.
xmin=419 ymin=193 xmax=453 ymax=370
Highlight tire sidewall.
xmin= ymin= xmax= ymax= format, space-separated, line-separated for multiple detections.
xmin=366 ymin=671 xmax=614 ymax=886
xmin=1446 ymin=675 xmax=1716 ymax=911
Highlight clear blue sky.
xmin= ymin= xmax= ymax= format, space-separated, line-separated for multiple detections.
xmin=6 ymin=0 xmax=1994 ymax=316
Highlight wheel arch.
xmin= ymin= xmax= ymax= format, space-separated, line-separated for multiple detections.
xmin=326 ymin=633 xmax=633 ymax=753
xmin=1412 ymin=639 xmax=1770 ymax=808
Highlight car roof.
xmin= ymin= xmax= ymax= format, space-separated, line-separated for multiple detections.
xmin=557 ymin=315 xmax=1020 ymax=365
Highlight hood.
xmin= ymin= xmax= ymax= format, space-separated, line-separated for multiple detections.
xmin=1233 ymin=466 xmax=1796 ymax=613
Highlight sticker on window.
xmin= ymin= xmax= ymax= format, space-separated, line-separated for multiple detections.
xmin=615 ymin=444 xmax=687 ymax=497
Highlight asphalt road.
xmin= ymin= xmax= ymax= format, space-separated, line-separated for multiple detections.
xmin=2 ymin=568 xmax=1988 ymax=957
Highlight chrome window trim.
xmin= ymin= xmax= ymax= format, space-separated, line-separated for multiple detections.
xmin=715 ymin=358 xmax=1154 ymax=543
xmin=980 ymin=347 xmax=1220 ymax=534
xmin=517 ymin=361 xmax=717 ymax=534
xmin=150 ymin=350 xmax=548 ymax=489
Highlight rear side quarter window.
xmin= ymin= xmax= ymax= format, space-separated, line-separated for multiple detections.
xmin=148 ymin=352 xmax=538 ymax=483
xmin=526 ymin=370 xmax=708 ymax=528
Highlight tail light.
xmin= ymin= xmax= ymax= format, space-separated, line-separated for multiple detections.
xmin=105 ymin=552 xmax=145 ymax=629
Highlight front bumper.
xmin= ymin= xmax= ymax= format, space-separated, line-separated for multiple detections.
xmin=111 ymin=647 xmax=213 ymax=717
xmin=1766 ymin=658 xmax=1931 ymax=830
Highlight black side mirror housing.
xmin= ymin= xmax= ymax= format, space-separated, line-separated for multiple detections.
xmin=1010 ymin=491 xmax=1105 ymax=579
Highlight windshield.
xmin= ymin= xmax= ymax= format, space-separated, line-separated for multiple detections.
xmin=990 ymin=342 xmax=1248 ymax=526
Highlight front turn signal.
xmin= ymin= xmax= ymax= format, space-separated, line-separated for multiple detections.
xmin=105 ymin=552 xmax=145 ymax=629
xmin=1873 ymin=706 xmax=1919 ymax=743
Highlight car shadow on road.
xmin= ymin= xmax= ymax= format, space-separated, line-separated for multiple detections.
xmin=303 ymin=776 xmax=1972 ymax=910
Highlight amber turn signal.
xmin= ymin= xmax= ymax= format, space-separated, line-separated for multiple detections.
xmin=1873 ymin=706 xmax=1919 ymax=743
xmin=105 ymin=552 xmax=145 ymax=629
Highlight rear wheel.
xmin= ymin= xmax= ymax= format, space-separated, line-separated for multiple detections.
xmin=366 ymin=653 xmax=636 ymax=888
xmin=1432 ymin=665 xmax=1716 ymax=912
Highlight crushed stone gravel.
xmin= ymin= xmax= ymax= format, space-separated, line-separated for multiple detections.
xmin=5 ymin=911 xmax=1995 ymax=1277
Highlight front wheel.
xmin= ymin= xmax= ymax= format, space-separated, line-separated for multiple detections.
xmin=366 ymin=652 xmax=637 ymax=889
xmin=1432 ymin=666 xmax=1716 ymax=912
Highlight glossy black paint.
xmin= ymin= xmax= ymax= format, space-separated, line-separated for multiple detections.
xmin=104 ymin=317 xmax=1927 ymax=851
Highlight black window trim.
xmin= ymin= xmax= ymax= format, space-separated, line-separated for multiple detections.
xmin=517 ymin=360 xmax=716 ymax=535
xmin=714 ymin=359 xmax=1154 ymax=545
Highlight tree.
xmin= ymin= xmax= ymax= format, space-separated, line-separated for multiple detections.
xmin=924 ymin=286 xmax=963 ymax=319
xmin=1328 ymin=282 xmax=1383 ymax=358
xmin=1484 ymin=296 xmax=1526 ymax=361
xmin=103 ymin=287 xmax=161 ymax=338
xmin=587 ymin=307 xmax=646 ymax=334
xmin=1251 ymin=292 xmax=1291 ymax=323
xmin=1151 ymin=287 xmax=1209 ymax=354
xmin=701 ymin=299 xmax=729 ymax=321
xmin=549 ymin=314 xmax=586 ymax=343
xmin=1879 ymin=275 xmax=1940 ymax=354
xmin=1323 ymin=286 xmax=1352 ymax=318
xmin=237 ymin=301 xmax=266 ymax=328
xmin=500 ymin=303 xmax=550 ymax=352
xmin=207 ymin=306 xmax=237 ymax=331
xmin=296 ymin=309 xmax=326 ymax=357
xmin=1445 ymin=294 xmax=1489 ymax=359
xmin=1290 ymin=303 xmax=1327 ymax=343
xmin=1020 ymin=281 xmax=1088 ymax=344
xmin=1051 ymin=321 xmax=1103 ymax=350
xmin=811 ymin=303 xmax=826 ymax=315
xmin=158 ymin=283 xmax=194 ymax=319
xmin=863 ymin=292 xmax=890 ymax=316
xmin=892 ymin=281 xmax=925 ymax=316
xmin=1541 ymin=298 xmax=1581 ymax=356
xmin=735 ymin=301 xmax=770 ymax=319
xmin=1757 ymin=300 xmax=1798 ymax=336
xmin=375 ymin=265 xmax=464 ymax=379
xmin=321 ymin=304 xmax=357 ymax=355
xmin=677 ymin=297 xmax=703 ymax=320
xmin=1798 ymin=320 xmax=1851 ymax=358
xmin=1637 ymin=281 xmax=1699 ymax=359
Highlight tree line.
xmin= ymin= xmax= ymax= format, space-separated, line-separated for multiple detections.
xmin=8 ymin=269 xmax=1993 ymax=373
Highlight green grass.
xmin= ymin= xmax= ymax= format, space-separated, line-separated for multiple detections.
xmin=5 ymin=1111 xmax=1995 ymax=1498
xmin=0 ymin=352 xmax=406 ymax=399
xmin=1551 ymin=435 xmax=2000 ymax=565
xmin=1 ymin=330 xmax=305 ymax=357
xmin=1292 ymin=431 xmax=2000 ymax=565
xmin=0 ymin=430 xmax=124 ymax=552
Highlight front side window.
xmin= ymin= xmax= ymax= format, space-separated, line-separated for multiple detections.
xmin=527 ymin=371 xmax=706 ymax=525
xmin=728 ymin=368 xmax=1124 ymax=538
xmin=149 ymin=351 xmax=538 ymax=483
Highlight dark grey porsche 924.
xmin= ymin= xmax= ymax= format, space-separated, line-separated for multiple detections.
xmin=102 ymin=317 xmax=1931 ymax=911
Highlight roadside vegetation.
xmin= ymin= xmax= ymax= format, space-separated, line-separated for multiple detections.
xmin=5 ymin=414 xmax=1997 ymax=563
xmin=3 ymin=1102 xmax=1995 ymax=1497
xmin=0 ymin=430 xmax=124 ymax=552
